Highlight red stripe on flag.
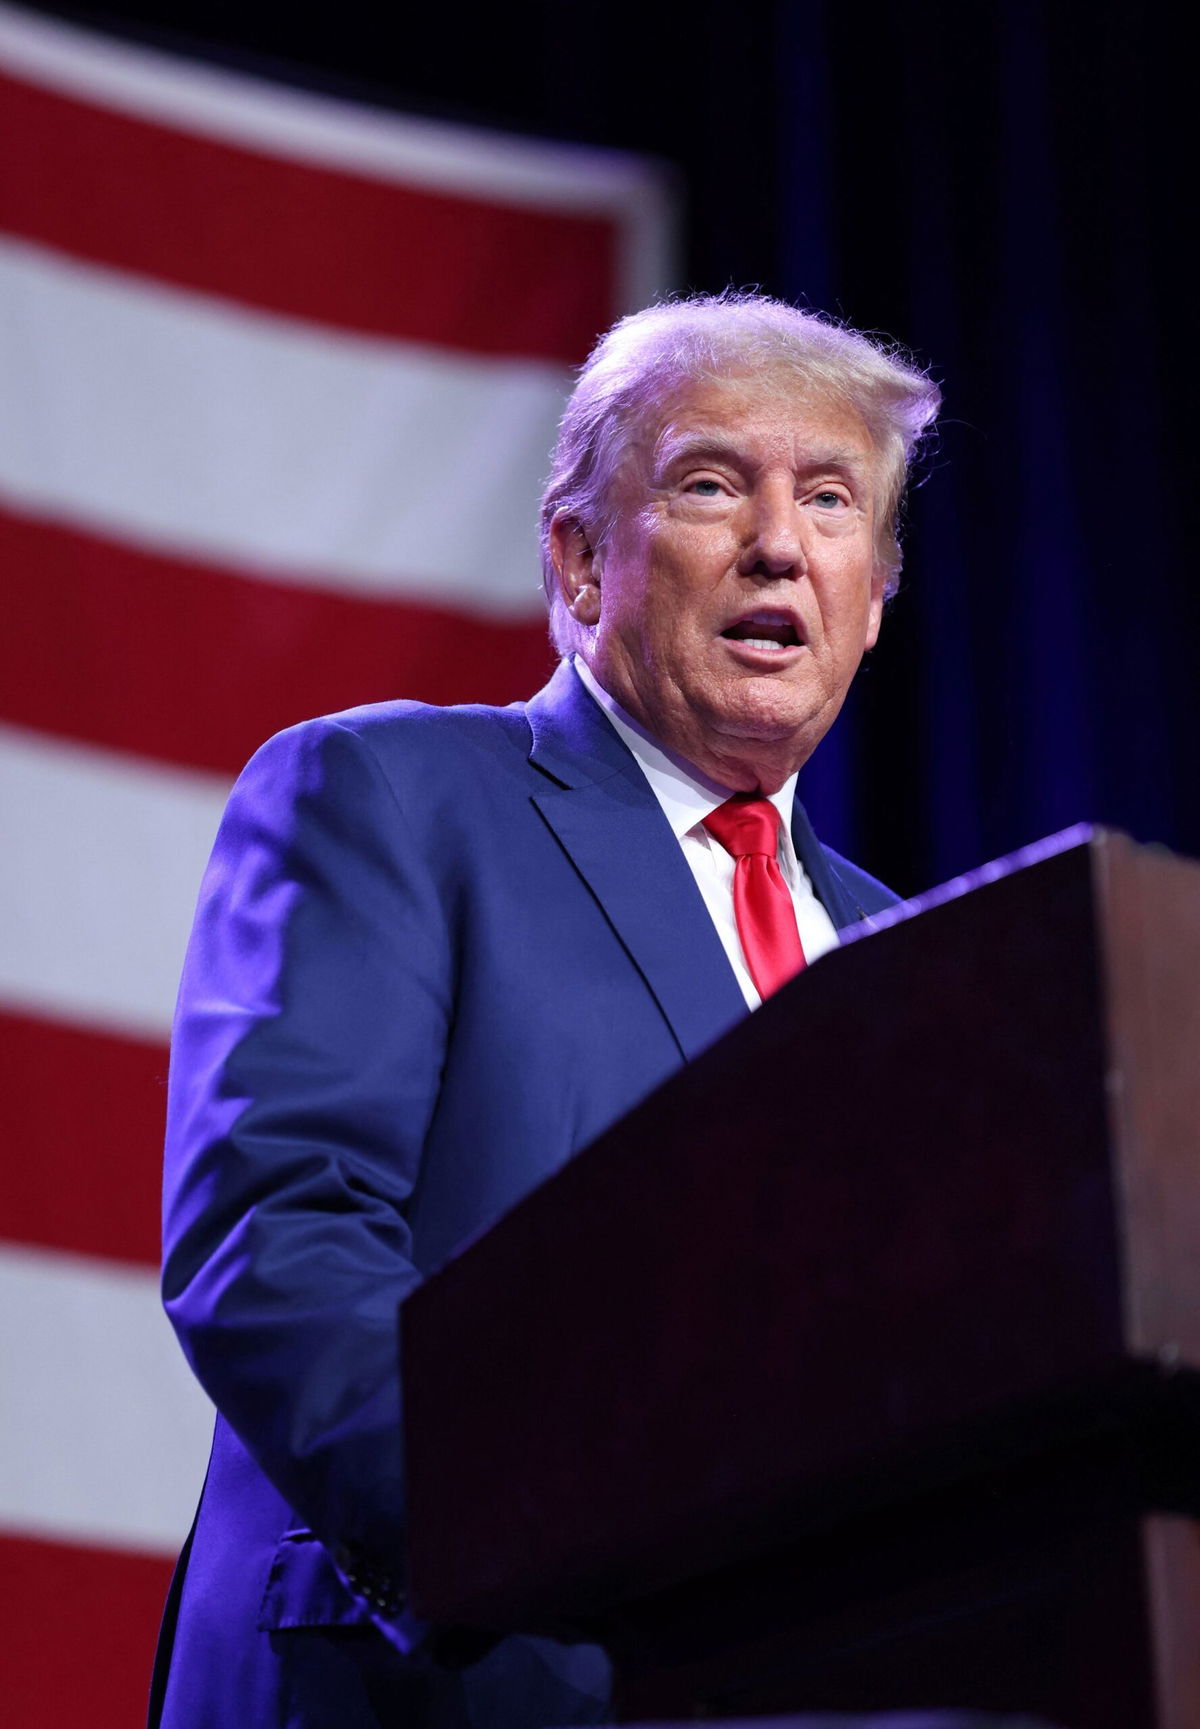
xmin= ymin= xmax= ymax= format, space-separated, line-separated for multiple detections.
xmin=1 ymin=1011 xmax=167 ymax=1267
xmin=0 ymin=506 xmax=558 ymax=779
xmin=0 ymin=66 xmax=616 ymax=362
xmin=0 ymin=1531 xmax=174 ymax=1729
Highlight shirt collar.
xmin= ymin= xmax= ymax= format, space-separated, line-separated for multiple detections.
xmin=572 ymin=655 xmax=798 ymax=844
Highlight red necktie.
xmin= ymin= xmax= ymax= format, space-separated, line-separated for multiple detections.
xmin=703 ymin=795 xmax=806 ymax=998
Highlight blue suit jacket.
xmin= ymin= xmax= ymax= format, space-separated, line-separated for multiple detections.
xmin=153 ymin=661 xmax=897 ymax=1729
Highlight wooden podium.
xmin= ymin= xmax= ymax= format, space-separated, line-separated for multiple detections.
xmin=400 ymin=828 xmax=1200 ymax=1729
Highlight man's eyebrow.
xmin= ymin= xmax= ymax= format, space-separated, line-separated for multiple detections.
xmin=653 ymin=431 xmax=743 ymax=471
xmin=654 ymin=432 xmax=872 ymax=479
xmin=803 ymin=448 xmax=869 ymax=469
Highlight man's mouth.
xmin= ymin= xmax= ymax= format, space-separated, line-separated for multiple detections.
xmin=720 ymin=612 xmax=803 ymax=654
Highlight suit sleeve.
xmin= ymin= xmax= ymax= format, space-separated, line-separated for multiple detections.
xmin=162 ymin=715 xmax=450 ymax=1604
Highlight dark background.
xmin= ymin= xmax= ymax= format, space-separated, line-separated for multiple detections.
xmin=32 ymin=0 xmax=1197 ymax=895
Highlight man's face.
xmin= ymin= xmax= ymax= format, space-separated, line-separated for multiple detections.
xmin=558 ymin=374 xmax=886 ymax=791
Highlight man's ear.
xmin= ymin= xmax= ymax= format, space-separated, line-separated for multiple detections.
xmin=549 ymin=511 xmax=601 ymax=628
xmin=864 ymin=566 xmax=887 ymax=651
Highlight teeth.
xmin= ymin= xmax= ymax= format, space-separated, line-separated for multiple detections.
xmin=740 ymin=637 xmax=791 ymax=652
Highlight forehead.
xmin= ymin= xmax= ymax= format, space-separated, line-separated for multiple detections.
xmin=621 ymin=374 xmax=876 ymax=493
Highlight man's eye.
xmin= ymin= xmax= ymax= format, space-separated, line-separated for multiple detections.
xmin=813 ymin=490 xmax=846 ymax=509
xmin=686 ymin=477 xmax=724 ymax=496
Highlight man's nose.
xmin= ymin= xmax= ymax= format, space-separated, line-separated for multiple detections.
xmin=738 ymin=487 xmax=806 ymax=578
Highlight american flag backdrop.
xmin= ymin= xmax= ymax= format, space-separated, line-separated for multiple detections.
xmin=0 ymin=5 xmax=675 ymax=1721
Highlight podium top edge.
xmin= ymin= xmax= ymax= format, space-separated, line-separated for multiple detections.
xmin=839 ymin=821 xmax=1104 ymax=951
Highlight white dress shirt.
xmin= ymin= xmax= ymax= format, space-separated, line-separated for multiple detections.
xmin=573 ymin=657 xmax=840 ymax=1009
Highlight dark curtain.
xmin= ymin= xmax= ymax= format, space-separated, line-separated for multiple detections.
xmin=36 ymin=0 xmax=1199 ymax=896
xmin=785 ymin=0 xmax=1196 ymax=894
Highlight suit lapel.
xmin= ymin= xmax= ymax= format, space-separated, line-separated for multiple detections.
xmin=526 ymin=664 xmax=747 ymax=1062
xmin=791 ymin=800 xmax=869 ymax=930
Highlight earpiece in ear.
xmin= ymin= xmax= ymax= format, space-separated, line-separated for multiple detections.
xmin=569 ymin=581 xmax=601 ymax=627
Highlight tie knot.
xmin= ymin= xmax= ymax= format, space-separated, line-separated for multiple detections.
xmin=703 ymin=794 xmax=782 ymax=859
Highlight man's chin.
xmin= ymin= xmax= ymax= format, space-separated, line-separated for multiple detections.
xmin=707 ymin=684 xmax=829 ymax=746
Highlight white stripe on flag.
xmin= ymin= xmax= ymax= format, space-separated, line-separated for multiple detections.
xmin=0 ymin=1240 xmax=211 ymax=1554
xmin=0 ymin=237 xmax=565 ymax=615
xmin=0 ymin=725 xmax=229 ymax=1040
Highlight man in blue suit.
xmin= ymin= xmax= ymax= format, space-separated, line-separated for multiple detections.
xmin=152 ymin=294 xmax=939 ymax=1727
